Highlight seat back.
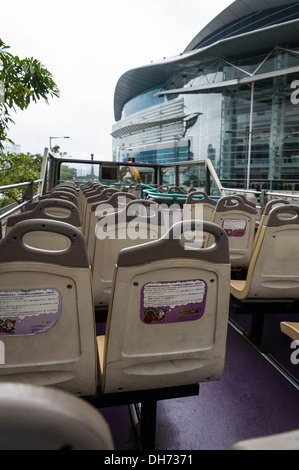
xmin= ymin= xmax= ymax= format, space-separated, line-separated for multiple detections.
xmin=86 ymin=191 xmax=135 ymax=264
xmin=84 ymin=187 xmax=120 ymax=238
xmin=42 ymin=190 xmax=79 ymax=205
xmin=98 ymin=220 xmax=230 ymax=393
xmin=182 ymin=191 xmax=217 ymax=222
xmin=252 ymin=199 xmax=290 ymax=252
xmin=157 ymin=185 xmax=169 ymax=193
xmin=211 ymin=195 xmax=256 ymax=268
xmin=6 ymin=199 xmax=82 ymax=249
xmin=51 ymin=183 xmax=78 ymax=195
xmin=0 ymin=382 xmax=114 ymax=450
xmin=238 ymin=204 xmax=299 ymax=299
xmin=127 ymin=183 xmax=141 ymax=198
xmin=229 ymin=429 xmax=299 ymax=450
xmin=92 ymin=199 xmax=166 ymax=308
xmin=168 ymin=186 xmax=186 ymax=194
xmin=28 ymin=189 xmax=79 ymax=211
xmin=38 ymin=183 xmax=77 ymax=200
xmin=81 ymin=184 xmax=110 ymax=231
xmin=78 ymin=181 xmax=96 ymax=212
xmin=0 ymin=219 xmax=97 ymax=396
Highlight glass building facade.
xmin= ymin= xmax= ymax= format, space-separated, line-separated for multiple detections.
xmin=112 ymin=0 xmax=299 ymax=189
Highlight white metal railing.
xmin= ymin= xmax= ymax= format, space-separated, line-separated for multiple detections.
xmin=0 ymin=148 xmax=49 ymax=238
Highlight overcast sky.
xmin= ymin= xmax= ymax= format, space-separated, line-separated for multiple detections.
xmin=1 ymin=0 xmax=233 ymax=160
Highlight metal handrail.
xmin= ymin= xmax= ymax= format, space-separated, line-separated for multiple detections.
xmin=263 ymin=190 xmax=299 ymax=199
xmin=0 ymin=148 xmax=49 ymax=229
xmin=0 ymin=179 xmax=43 ymax=192
xmin=0 ymin=200 xmax=29 ymax=221
xmin=221 ymin=186 xmax=299 ymax=199
xmin=0 ymin=177 xmax=44 ymax=233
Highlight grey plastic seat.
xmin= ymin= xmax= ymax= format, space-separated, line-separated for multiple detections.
xmin=127 ymin=183 xmax=141 ymax=198
xmin=97 ymin=220 xmax=231 ymax=393
xmin=5 ymin=199 xmax=82 ymax=249
xmin=92 ymin=199 xmax=166 ymax=308
xmin=78 ymin=181 xmax=97 ymax=213
xmin=252 ymin=199 xmax=290 ymax=252
xmin=182 ymin=191 xmax=217 ymax=223
xmin=156 ymin=185 xmax=169 ymax=193
xmin=0 ymin=218 xmax=226 ymax=450
xmin=230 ymin=204 xmax=299 ymax=301
xmin=0 ymin=382 xmax=114 ymax=450
xmin=51 ymin=183 xmax=78 ymax=195
xmin=83 ymin=187 xmax=119 ymax=238
xmin=86 ymin=191 xmax=136 ymax=265
xmin=210 ymin=195 xmax=256 ymax=268
xmin=0 ymin=219 xmax=97 ymax=396
xmin=31 ymin=190 xmax=79 ymax=208
xmin=7 ymin=198 xmax=81 ymax=228
xmin=230 ymin=204 xmax=299 ymax=343
xmin=81 ymin=184 xmax=111 ymax=232
xmin=229 ymin=429 xmax=299 ymax=450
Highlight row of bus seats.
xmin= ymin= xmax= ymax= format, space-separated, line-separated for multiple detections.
xmin=1 ymin=182 xmax=115 ymax=449
xmin=95 ymin=184 xmax=299 ymax=349
xmin=78 ymin=181 xmax=196 ymax=309
xmin=181 ymin=190 xmax=299 ymax=345
xmin=62 ymin=182 xmax=299 ymax=352
xmin=92 ymin=198 xmax=167 ymax=308
xmin=229 ymin=199 xmax=299 ymax=344
xmin=1 ymin=180 xmax=298 ymax=449
xmin=127 ymin=182 xmax=141 ymax=198
xmin=8 ymin=181 xmax=298 ymax=347
xmin=0 ymin=181 xmax=233 ymax=449
xmin=144 ymin=185 xmax=189 ymax=208
xmin=182 ymin=191 xmax=256 ymax=269
xmin=5 ymin=181 xmax=299 ymax=327
xmin=182 ymin=190 xmax=299 ymax=445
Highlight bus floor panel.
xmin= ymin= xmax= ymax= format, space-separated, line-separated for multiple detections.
xmin=94 ymin=321 xmax=298 ymax=450
xmin=154 ymin=324 xmax=298 ymax=450
xmin=229 ymin=310 xmax=299 ymax=380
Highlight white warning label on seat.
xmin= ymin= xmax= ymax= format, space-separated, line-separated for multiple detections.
xmin=0 ymin=289 xmax=62 ymax=336
xmin=141 ymin=279 xmax=207 ymax=324
xmin=222 ymin=218 xmax=247 ymax=237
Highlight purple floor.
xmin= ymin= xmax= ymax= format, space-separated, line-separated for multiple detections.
xmin=98 ymin=324 xmax=298 ymax=450
xmin=155 ymin=325 xmax=298 ymax=450
xmin=230 ymin=311 xmax=299 ymax=381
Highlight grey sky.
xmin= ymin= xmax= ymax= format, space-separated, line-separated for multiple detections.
xmin=1 ymin=0 xmax=233 ymax=159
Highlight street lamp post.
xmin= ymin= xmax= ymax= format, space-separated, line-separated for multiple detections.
xmin=90 ymin=153 xmax=94 ymax=180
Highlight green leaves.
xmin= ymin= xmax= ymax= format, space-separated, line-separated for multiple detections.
xmin=0 ymin=39 xmax=60 ymax=147
xmin=0 ymin=152 xmax=42 ymax=206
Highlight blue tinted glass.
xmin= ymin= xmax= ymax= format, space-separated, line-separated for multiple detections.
xmin=122 ymin=86 xmax=164 ymax=118
xmin=126 ymin=146 xmax=189 ymax=164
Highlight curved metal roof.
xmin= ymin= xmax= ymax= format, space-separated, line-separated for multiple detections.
xmin=184 ymin=0 xmax=299 ymax=51
xmin=113 ymin=0 xmax=299 ymax=122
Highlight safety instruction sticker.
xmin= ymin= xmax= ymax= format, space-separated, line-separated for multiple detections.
xmin=140 ymin=279 xmax=207 ymax=324
xmin=222 ymin=218 xmax=247 ymax=237
xmin=0 ymin=288 xmax=62 ymax=336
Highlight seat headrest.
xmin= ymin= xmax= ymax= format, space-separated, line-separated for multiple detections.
xmin=117 ymin=220 xmax=229 ymax=266
xmin=0 ymin=219 xmax=89 ymax=267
